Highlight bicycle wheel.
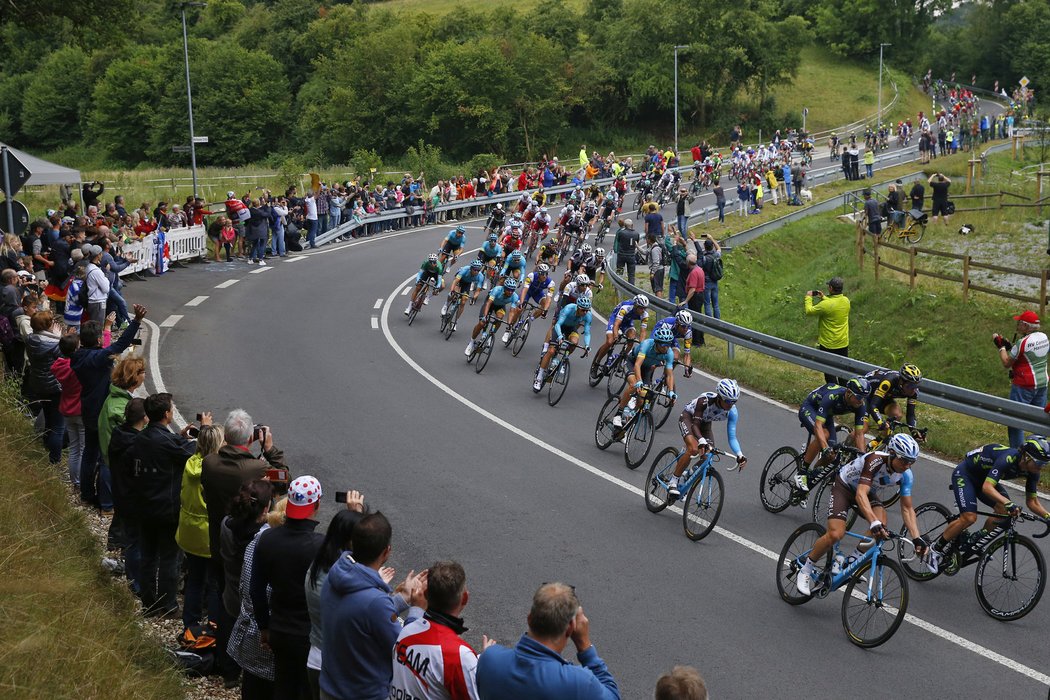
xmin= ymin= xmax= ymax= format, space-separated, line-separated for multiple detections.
xmin=475 ymin=333 xmax=495 ymax=374
xmin=875 ymin=481 xmax=902 ymax=509
xmin=606 ymin=355 xmax=629 ymax=398
xmin=974 ymin=534 xmax=1046 ymax=621
xmin=841 ymin=557 xmax=908 ymax=648
xmin=776 ymin=523 xmax=829 ymax=605
xmin=442 ymin=303 xmax=459 ymax=341
xmin=645 ymin=447 xmax=679 ymax=513
xmin=760 ymin=446 xmax=801 ymax=513
xmin=548 ymin=357 xmax=570 ymax=407
xmin=899 ymin=501 xmax=951 ymax=581
xmin=682 ymin=467 xmax=724 ymax=541
xmin=652 ymin=383 xmax=675 ymax=430
xmin=407 ymin=295 xmax=421 ymax=326
xmin=511 ymin=317 xmax=531 ymax=356
xmin=902 ymin=222 xmax=925 ymax=245
xmin=810 ymin=476 xmax=858 ymax=530
xmin=588 ymin=356 xmax=605 ymax=388
xmin=594 ymin=397 xmax=620 ymax=450
xmin=624 ymin=410 xmax=655 ymax=469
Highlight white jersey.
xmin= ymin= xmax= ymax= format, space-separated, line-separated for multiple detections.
xmin=390 ymin=615 xmax=480 ymax=700
xmin=685 ymin=392 xmax=730 ymax=422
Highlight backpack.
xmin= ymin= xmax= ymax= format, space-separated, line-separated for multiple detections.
xmin=77 ymin=276 xmax=90 ymax=309
xmin=707 ymin=254 xmax=724 ymax=282
xmin=0 ymin=314 xmax=16 ymax=347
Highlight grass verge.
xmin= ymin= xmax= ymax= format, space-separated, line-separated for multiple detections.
xmin=0 ymin=380 xmax=185 ymax=699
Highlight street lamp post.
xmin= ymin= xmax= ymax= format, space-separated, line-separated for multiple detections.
xmin=674 ymin=45 xmax=689 ymax=154
xmin=877 ymin=43 xmax=891 ymax=132
xmin=180 ymin=2 xmax=207 ymax=198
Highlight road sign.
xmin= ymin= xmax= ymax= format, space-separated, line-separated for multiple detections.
xmin=172 ymin=145 xmax=191 ymax=153
xmin=2 ymin=199 xmax=30 ymax=236
xmin=1020 ymin=76 xmax=1030 ymax=87
xmin=0 ymin=148 xmax=30 ymax=198
xmin=192 ymin=136 xmax=209 ymax=144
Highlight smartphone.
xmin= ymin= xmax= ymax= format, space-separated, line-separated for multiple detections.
xmin=131 ymin=338 xmax=143 ymax=346
xmin=196 ymin=413 xmax=203 ymax=422
xmin=253 ymin=424 xmax=265 ymax=442
xmin=186 ymin=425 xmax=200 ymax=439
xmin=335 ymin=491 xmax=347 ymax=503
xmin=266 ymin=468 xmax=289 ymax=482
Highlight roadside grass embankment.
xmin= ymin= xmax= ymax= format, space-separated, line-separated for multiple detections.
xmin=0 ymin=380 xmax=184 ymax=699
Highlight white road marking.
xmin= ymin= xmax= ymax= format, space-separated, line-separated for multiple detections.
xmin=374 ymin=299 xmax=383 ymax=309
xmin=284 ymin=255 xmax=308 ymax=263
xmin=185 ymin=296 xmax=209 ymax=307
xmin=380 ymin=276 xmax=1049 ymax=687
xmin=401 ymin=287 xmax=411 ymax=296
xmin=159 ymin=315 xmax=182 ymax=327
xmin=141 ymin=319 xmax=187 ymax=429
xmin=371 ymin=317 xmax=379 ymax=329
xmin=215 ymin=279 xmax=240 ymax=289
xmin=249 ymin=266 xmax=273 ymax=274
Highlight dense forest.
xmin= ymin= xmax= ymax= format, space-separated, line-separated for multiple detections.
xmin=0 ymin=0 xmax=1046 ymax=169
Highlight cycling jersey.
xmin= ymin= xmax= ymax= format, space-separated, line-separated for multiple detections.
xmin=487 ymin=286 xmax=519 ymax=310
xmin=958 ymin=444 xmax=1039 ymax=496
xmin=864 ymin=369 xmax=918 ymax=427
xmin=837 ymin=451 xmax=914 ymax=496
xmin=477 ymin=242 xmax=502 ymax=263
xmin=556 ymin=281 xmax=592 ymax=311
xmin=487 ymin=210 xmax=505 ymax=228
xmin=653 ymin=316 xmax=693 ymax=352
xmin=444 ymin=230 xmax=466 ymax=248
xmin=417 ymin=260 xmax=444 ymax=283
xmin=500 ymin=234 xmax=522 ymax=253
xmin=500 ymin=255 xmax=526 ymax=276
xmin=554 ymin=303 xmax=592 ymax=348
xmin=584 ymin=255 xmax=607 ymax=280
xmin=799 ymin=383 xmax=865 ymax=431
xmin=568 ymin=249 xmax=588 ymax=273
xmin=390 ymin=612 xmax=480 ymax=700
xmin=630 ymin=338 xmax=674 ymax=387
xmin=682 ymin=392 xmax=742 ymax=455
xmin=1009 ymin=331 xmax=1049 ymax=390
xmin=606 ymin=299 xmax=650 ymax=333
xmin=453 ymin=265 xmax=484 ymax=290
xmin=520 ymin=272 xmax=554 ymax=304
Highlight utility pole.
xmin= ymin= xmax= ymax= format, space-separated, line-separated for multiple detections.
xmin=877 ymin=43 xmax=891 ymax=131
xmin=180 ymin=2 xmax=207 ymax=198
xmin=674 ymin=45 xmax=689 ymax=154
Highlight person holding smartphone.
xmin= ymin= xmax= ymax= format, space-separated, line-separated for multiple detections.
xmin=805 ymin=277 xmax=850 ymax=385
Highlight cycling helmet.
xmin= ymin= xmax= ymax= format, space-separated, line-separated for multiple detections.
xmin=502 ymin=277 xmax=519 ymax=291
xmin=455 ymin=225 xmax=466 ymax=234
xmin=899 ymin=363 xmax=923 ymax=384
xmin=470 ymin=259 xmax=483 ymax=270
xmin=226 ymin=191 xmax=236 ymax=199
xmin=427 ymin=253 xmax=439 ymax=263
xmin=540 ymin=207 xmax=548 ymax=214
xmin=575 ymin=273 xmax=591 ymax=286
xmin=535 ymin=263 xmax=550 ymax=275
xmin=495 ymin=203 xmax=503 ymax=210
xmin=653 ymin=326 xmax=675 ymax=344
xmin=565 ymin=204 xmax=575 ymax=212
xmin=675 ymin=310 xmax=693 ymax=325
xmin=511 ymin=220 xmax=524 ymax=229
xmin=582 ymin=244 xmax=593 ymax=255
xmin=845 ymin=376 xmax=871 ymax=397
xmin=576 ymin=296 xmax=592 ymax=310
xmin=633 ymin=294 xmax=650 ymax=308
xmin=887 ymin=433 xmax=920 ymax=462
xmin=595 ymin=247 xmax=606 ymax=258
xmin=716 ymin=378 xmax=740 ymax=403
xmin=510 ymin=250 xmax=524 ymax=261
xmin=487 ymin=233 xmax=498 ymax=242
xmin=1021 ymin=435 xmax=1050 ymax=465
xmin=513 ymin=211 xmax=523 ymax=220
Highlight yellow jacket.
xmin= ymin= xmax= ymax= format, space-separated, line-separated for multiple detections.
xmin=805 ymin=293 xmax=850 ymax=349
xmin=175 ymin=453 xmax=211 ymax=558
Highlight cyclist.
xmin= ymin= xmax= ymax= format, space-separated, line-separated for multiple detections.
xmin=404 ymin=253 xmax=444 ymax=316
xmin=864 ymin=363 xmax=922 ymax=435
xmin=439 ymin=225 xmax=466 ymax=264
xmin=567 ymin=243 xmax=593 ymax=275
xmin=533 ymin=296 xmax=592 ymax=392
xmin=593 ymin=293 xmax=650 ymax=369
xmin=476 ymin=233 xmax=503 ymax=286
xmin=531 ymin=207 xmax=552 ymax=239
xmin=485 ymin=204 xmax=506 ymax=234
xmin=536 ymin=235 xmax=562 ymax=269
xmin=611 ymin=324 xmax=678 ymax=428
xmin=582 ymin=197 xmax=600 ymax=230
xmin=500 ymin=223 xmax=524 ymax=255
xmin=793 ymin=377 xmax=871 ymax=492
xmin=515 ymin=190 xmax=532 ymax=213
xmin=598 ymin=187 xmax=620 ymax=230
xmin=499 ymin=250 xmax=527 ymax=283
xmin=440 ymin=259 xmax=486 ymax=331
xmin=544 ymin=274 xmax=592 ymax=353
xmin=504 ymin=264 xmax=554 ymax=343
xmin=652 ymin=309 xmax=695 ymax=378
xmin=797 ymin=433 xmax=924 ymax=596
xmin=667 ymin=379 xmax=746 ymax=496
xmin=583 ymin=247 xmax=608 ymax=289
xmin=928 ymin=437 xmax=1050 ymax=573
xmin=464 ymin=277 xmax=520 ymax=357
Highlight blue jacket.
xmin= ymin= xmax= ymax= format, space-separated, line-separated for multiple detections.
xmin=319 ymin=554 xmax=421 ymax=700
xmin=476 ymin=634 xmax=620 ymax=700
xmin=71 ymin=321 xmax=141 ymax=423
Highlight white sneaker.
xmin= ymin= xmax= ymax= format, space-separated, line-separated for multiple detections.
xmin=258 ymin=260 xmax=266 ymax=267
xmin=541 ymin=342 xmax=550 ymax=353
xmin=667 ymin=477 xmax=681 ymax=498
xmin=403 ymin=306 xmax=411 ymax=316
xmin=797 ymin=561 xmax=815 ymax=596
xmin=533 ymin=379 xmax=543 ymax=391
xmin=793 ymin=473 xmax=809 ymax=492
xmin=464 ymin=341 xmax=475 ymax=357
xmin=423 ymin=297 xmax=429 ymax=305
xmin=501 ymin=331 xmax=511 ymax=343
xmin=927 ymin=549 xmax=942 ymax=574
xmin=440 ymin=304 xmax=448 ymax=316
xmin=612 ymin=415 xmax=623 ymax=428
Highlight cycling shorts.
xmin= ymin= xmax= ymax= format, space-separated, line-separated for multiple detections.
xmin=951 ymin=465 xmax=1007 ymax=514
xmin=416 ymin=270 xmax=440 ymax=285
xmin=480 ymin=305 xmax=508 ymax=321
xmin=557 ymin=323 xmax=579 ymax=341
xmin=631 ymin=364 xmax=657 ymax=386
xmin=606 ymin=315 xmax=637 ymax=333
xmin=522 ymin=286 xmax=547 ymax=305
xmin=828 ymin=477 xmax=881 ymax=522
xmin=678 ymin=412 xmax=714 ymax=444
xmin=797 ymin=403 xmax=838 ymax=443
xmin=441 ymin=240 xmax=460 ymax=255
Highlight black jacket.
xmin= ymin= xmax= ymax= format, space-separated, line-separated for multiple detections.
xmin=250 ymin=518 xmax=323 ymax=636
xmin=71 ymin=320 xmax=141 ymax=423
xmin=108 ymin=423 xmax=141 ymax=518
xmin=128 ymin=423 xmax=196 ymax=523
xmin=23 ymin=331 xmax=61 ymax=399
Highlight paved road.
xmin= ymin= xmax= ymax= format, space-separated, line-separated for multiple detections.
xmin=127 ymin=182 xmax=1047 ymax=698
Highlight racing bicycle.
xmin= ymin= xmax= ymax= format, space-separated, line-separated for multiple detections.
xmin=465 ymin=313 xmax=504 ymax=374
xmin=439 ymin=291 xmax=470 ymax=340
xmin=759 ymin=442 xmax=866 ymax=517
xmin=504 ymin=301 xmax=542 ymax=357
xmin=533 ymin=340 xmax=580 ymax=407
xmin=594 ymin=383 xmax=663 ymax=469
xmin=588 ymin=334 xmax=632 ymax=390
xmin=777 ymin=523 xmax=910 ymax=648
xmin=896 ymin=504 xmax=1048 ymax=621
xmin=406 ymin=278 xmax=440 ymax=326
xmin=645 ymin=445 xmax=738 ymax=541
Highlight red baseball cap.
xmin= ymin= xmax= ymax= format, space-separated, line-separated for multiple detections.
xmin=1013 ymin=310 xmax=1040 ymax=324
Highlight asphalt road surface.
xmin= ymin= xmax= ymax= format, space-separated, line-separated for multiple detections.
xmin=128 ymin=161 xmax=1047 ymax=697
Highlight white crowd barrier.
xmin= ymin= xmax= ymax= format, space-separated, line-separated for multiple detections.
xmin=118 ymin=225 xmax=207 ymax=277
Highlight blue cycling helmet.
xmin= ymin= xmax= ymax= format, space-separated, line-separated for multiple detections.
xmin=487 ymin=233 xmax=498 ymax=242
xmin=888 ymin=433 xmax=920 ymax=462
xmin=470 ymin=259 xmax=483 ymax=270
xmin=511 ymin=250 xmax=524 ymax=261
xmin=653 ymin=326 xmax=675 ymax=344
xmin=716 ymin=378 xmax=740 ymax=403
xmin=1022 ymin=435 xmax=1050 ymax=465
xmin=455 ymin=225 xmax=466 ymax=234
xmin=502 ymin=277 xmax=519 ymax=291
xmin=845 ymin=376 xmax=870 ymax=397
xmin=576 ymin=296 xmax=592 ymax=310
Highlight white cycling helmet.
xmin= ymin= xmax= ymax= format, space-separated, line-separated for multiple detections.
xmin=716 ymin=378 xmax=740 ymax=403
xmin=495 ymin=203 xmax=503 ymax=210
xmin=595 ymin=247 xmax=606 ymax=257
xmin=633 ymin=294 xmax=649 ymax=308
xmin=575 ymin=273 xmax=591 ymax=286
xmin=888 ymin=433 xmax=920 ymax=462
xmin=675 ymin=310 xmax=693 ymax=325
xmin=581 ymin=244 xmax=593 ymax=255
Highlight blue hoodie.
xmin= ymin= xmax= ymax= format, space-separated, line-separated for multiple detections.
xmin=476 ymin=634 xmax=620 ymax=699
xmin=319 ymin=553 xmax=422 ymax=700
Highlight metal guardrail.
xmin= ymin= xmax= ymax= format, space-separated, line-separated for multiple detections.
xmin=603 ymin=207 xmax=1049 ymax=437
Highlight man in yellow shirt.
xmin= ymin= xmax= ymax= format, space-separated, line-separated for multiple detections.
xmin=805 ymin=276 xmax=850 ymax=384
xmin=579 ymin=145 xmax=588 ymax=172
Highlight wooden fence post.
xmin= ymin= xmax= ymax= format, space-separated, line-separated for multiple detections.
xmin=909 ymin=246 xmax=917 ymax=289
xmin=856 ymin=222 xmax=864 ymax=272
xmin=1041 ymin=269 xmax=1048 ymax=319
xmin=963 ymin=255 xmax=970 ymax=301
xmin=873 ymin=235 xmax=880 ymax=282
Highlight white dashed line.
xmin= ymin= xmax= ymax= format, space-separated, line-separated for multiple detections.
xmin=215 ymin=279 xmax=240 ymax=289
xmin=401 ymin=287 xmax=411 ymax=296
xmin=185 ymin=296 xmax=209 ymax=307
xmin=284 ymin=255 xmax=308 ymax=263
xmin=371 ymin=317 xmax=379 ymax=329
xmin=380 ymin=275 xmax=1049 ymax=687
xmin=159 ymin=315 xmax=183 ymax=327
xmin=249 ymin=266 xmax=273 ymax=274
xmin=374 ymin=299 xmax=383 ymax=310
